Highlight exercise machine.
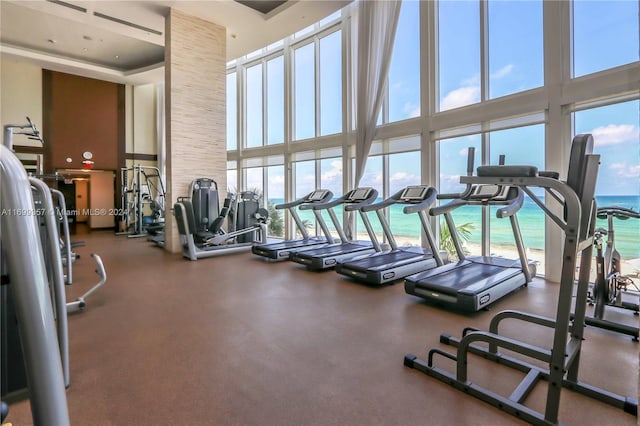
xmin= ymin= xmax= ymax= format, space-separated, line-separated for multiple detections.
xmin=585 ymin=206 xmax=639 ymax=340
xmin=49 ymin=188 xmax=108 ymax=313
xmin=173 ymin=178 xmax=269 ymax=260
xmin=289 ymin=187 xmax=379 ymax=270
xmin=0 ymin=142 xmax=70 ymax=425
xmin=404 ymin=134 xmax=637 ymax=425
xmin=252 ymin=189 xmax=335 ymax=260
xmin=404 ymin=150 xmax=536 ymax=311
xmin=335 ymin=185 xmax=446 ymax=285
xmin=119 ymin=165 xmax=166 ymax=238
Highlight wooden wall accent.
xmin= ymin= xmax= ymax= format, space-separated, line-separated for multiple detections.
xmin=165 ymin=9 xmax=227 ymax=253
xmin=42 ymin=70 xmax=125 ymax=173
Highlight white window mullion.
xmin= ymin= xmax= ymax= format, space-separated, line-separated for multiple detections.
xmin=315 ymin=36 xmax=321 ymax=138
xmin=262 ymin=59 xmax=268 ymax=147
xmin=480 ymin=0 xmax=489 ymax=103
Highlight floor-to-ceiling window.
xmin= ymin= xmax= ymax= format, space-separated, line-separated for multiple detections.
xmin=225 ymin=1 xmax=639 ymax=279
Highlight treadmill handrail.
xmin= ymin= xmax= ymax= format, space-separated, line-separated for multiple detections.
xmin=361 ymin=188 xmax=404 ymax=212
xmin=429 ymin=186 xmax=522 ymax=217
xmin=275 ymin=189 xmax=333 ymax=210
xmin=495 ymin=188 xmax=524 ymax=219
xmin=344 ymin=188 xmax=379 ymax=211
xmin=404 ymin=188 xmax=438 ymax=214
xmin=300 ymin=192 xmax=350 ymax=211
xmin=596 ymin=206 xmax=640 ymax=220
xmin=360 ymin=186 xmax=437 ymax=214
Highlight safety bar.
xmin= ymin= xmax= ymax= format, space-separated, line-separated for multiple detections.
xmin=67 ymin=254 xmax=107 ymax=314
xmin=0 ymin=145 xmax=70 ymax=425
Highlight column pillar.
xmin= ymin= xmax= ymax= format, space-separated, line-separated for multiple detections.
xmin=165 ymin=9 xmax=227 ymax=253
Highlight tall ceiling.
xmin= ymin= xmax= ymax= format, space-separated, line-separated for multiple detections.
xmin=0 ymin=0 xmax=350 ymax=85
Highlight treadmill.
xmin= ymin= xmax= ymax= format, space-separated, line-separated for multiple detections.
xmin=335 ymin=185 xmax=447 ymax=285
xmin=251 ymin=189 xmax=334 ymax=260
xmin=404 ymin=151 xmax=536 ymax=311
xmin=289 ymin=187 xmax=380 ymax=270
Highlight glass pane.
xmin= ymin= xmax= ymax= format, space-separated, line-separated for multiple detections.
xmin=488 ymin=0 xmax=543 ymax=99
xmin=266 ymin=165 xmax=285 ymax=237
xmin=226 ymin=72 xmax=237 ymax=150
xmin=320 ymin=157 xmax=344 ymax=238
xmin=575 ymin=101 xmax=640 ymax=263
xmin=267 ymin=56 xmax=284 ymax=145
xmin=489 ymin=125 xmax=545 ymax=274
xmin=573 ymin=0 xmax=640 ymax=77
xmin=438 ymin=135 xmax=482 ymax=257
xmin=246 ymin=63 xmax=263 ymax=148
xmin=226 ymin=169 xmax=237 ymax=193
xmin=294 ymin=43 xmax=316 ymax=140
xmin=319 ymin=30 xmax=342 ymax=136
xmin=356 ymin=156 xmax=383 ymax=242
xmin=438 ymin=0 xmax=480 ymax=111
xmin=389 ymin=151 xmax=422 ymax=246
xmin=294 ymin=160 xmax=317 ymax=237
xmin=244 ymin=167 xmax=263 ymax=195
xmin=389 ymin=0 xmax=421 ymax=122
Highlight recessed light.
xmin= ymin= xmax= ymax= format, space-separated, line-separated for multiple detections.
xmin=83 ymin=35 xmax=93 ymax=41
xmin=48 ymin=39 xmax=56 ymax=44
xmin=115 ymin=55 xmax=120 ymax=59
xmin=83 ymin=48 xmax=88 ymax=51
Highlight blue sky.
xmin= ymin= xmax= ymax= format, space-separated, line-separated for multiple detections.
xmin=234 ymin=0 xmax=639 ymax=198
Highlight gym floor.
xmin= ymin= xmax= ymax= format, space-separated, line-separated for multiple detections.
xmin=7 ymin=230 xmax=639 ymax=425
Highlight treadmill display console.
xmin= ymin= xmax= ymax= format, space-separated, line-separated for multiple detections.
xmin=401 ymin=186 xmax=428 ymax=201
xmin=471 ymin=184 xmax=510 ymax=201
xmin=349 ymin=188 xmax=372 ymax=201
xmin=308 ymin=190 xmax=329 ymax=201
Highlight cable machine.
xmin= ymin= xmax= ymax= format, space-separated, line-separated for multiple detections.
xmin=119 ymin=165 xmax=166 ymax=238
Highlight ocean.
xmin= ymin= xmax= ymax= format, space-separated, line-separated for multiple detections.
xmin=270 ymin=195 xmax=640 ymax=260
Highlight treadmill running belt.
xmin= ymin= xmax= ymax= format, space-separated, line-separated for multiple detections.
xmin=412 ymin=262 xmax=521 ymax=296
xmin=297 ymin=242 xmax=366 ymax=257
xmin=345 ymin=250 xmax=420 ymax=271
xmin=262 ymin=239 xmax=324 ymax=250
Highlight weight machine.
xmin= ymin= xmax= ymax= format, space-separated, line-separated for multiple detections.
xmin=119 ymin=165 xmax=166 ymax=237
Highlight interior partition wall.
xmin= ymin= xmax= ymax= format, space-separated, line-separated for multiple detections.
xmin=226 ymin=0 xmax=640 ymax=282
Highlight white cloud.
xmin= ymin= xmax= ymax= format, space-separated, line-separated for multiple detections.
xmin=610 ymin=162 xmax=640 ymax=179
xmin=390 ymin=172 xmax=420 ymax=185
xmin=440 ymin=85 xmax=480 ymax=111
xmin=321 ymin=160 xmax=343 ymax=183
xmin=403 ymin=102 xmax=420 ymax=118
xmin=270 ymin=175 xmax=285 ymax=184
xmin=439 ymin=173 xmax=465 ymax=193
xmin=589 ymin=124 xmax=639 ymax=147
xmin=490 ymin=64 xmax=514 ymax=80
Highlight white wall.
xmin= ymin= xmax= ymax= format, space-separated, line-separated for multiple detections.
xmin=133 ymin=84 xmax=157 ymax=155
xmin=1 ymin=59 xmax=43 ymax=147
xmin=88 ymin=171 xmax=116 ymax=228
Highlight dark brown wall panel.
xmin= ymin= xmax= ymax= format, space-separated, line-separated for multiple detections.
xmin=43 ymin=70 xmax=122 ymax=171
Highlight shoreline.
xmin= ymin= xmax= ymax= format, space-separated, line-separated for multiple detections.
xmin=355 ymin=232 xmax=639 ymax=282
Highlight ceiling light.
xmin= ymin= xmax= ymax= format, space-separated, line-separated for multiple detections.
xmin=115 ymin=55 xmax=120 ymax=59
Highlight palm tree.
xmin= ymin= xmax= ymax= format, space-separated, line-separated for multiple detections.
xmin=439 ymin=220 xmax=475 ymax=260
